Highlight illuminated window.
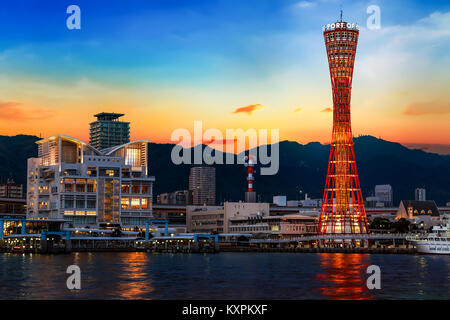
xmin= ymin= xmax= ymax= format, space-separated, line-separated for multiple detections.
xmin=121 ymin=197 xmax=130 ymax=209
xmin=141 ymin=198 xmax=149 ymax=209
xmin=87 ymin=180 xmax=96 ymax=193
xmin=125 ymin=146 xmax=141 ymax=167
xmin=64 ymin=184 xmax=74 ymax=192
xmin=76 ymin=183 xmax=85 ymax=193
xmin=131 ymin=198 xmax=140 ymax=209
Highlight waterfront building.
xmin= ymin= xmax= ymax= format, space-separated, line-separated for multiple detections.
xmin=0 ymin=197 xmax=26 ymax=219
xmin=229 ymin=214 xmax=318 ymax=239
xmin=89 ymin=112 xmax=130 ymax=150
xmin=189 ymin=166 xmax=216 ymax=205
xmin=415 ymin=188 xmax=426 ymax=201
xmin=0 ymin=178 xmax=23 ymax=199
xmin=186 ymin=201 xmax=270 ymax=233
xmin=27 ymin=134 xmax=154 ymax=229
xmin=396 ymin=200 xmax=440 ymax=228
xmin=152 ymin=204 xmax=187 ymax=232
xmin=186 ymin=205 xmax=224 ymax=233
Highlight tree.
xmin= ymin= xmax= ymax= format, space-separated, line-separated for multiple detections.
xmin=370 ymin=217 xmax=392 ymax=230
xmin=392 ymin=218 xmax=410 ymax=233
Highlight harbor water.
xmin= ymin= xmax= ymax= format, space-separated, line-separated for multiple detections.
xmin=0 ymin=252 xmax=448 ymax=299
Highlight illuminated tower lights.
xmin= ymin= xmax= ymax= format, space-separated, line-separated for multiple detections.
xmin=318 ymin=18 xmax=369 ymax=237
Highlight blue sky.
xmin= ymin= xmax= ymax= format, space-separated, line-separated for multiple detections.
xmin=0 ymin=0 xmax=449 ymax=152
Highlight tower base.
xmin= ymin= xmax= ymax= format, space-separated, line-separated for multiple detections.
xmin=245 ymin=192 xmax=257 ymax=203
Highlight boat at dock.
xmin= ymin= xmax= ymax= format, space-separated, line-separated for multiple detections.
xmin=11 ymin=246 xmax=24 ymax=254
xmin=407 ymin=225 xmax=450 ymax=254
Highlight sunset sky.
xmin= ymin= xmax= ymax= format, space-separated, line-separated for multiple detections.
xmin=0 ymin=0 xmax=449 ymax=153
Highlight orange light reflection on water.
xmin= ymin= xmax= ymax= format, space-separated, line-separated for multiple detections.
xmin=316 ymin=253 xmax=373 ymax=300
xmin=115 ymin=252 xmax=154 ymax=299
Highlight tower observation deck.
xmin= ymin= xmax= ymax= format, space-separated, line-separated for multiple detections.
xmin=318 ymin=20 xmax=369 ymax=238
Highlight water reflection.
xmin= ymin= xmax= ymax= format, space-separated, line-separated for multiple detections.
xmin=316 ymin=253 xmax=373 ymax=300
xmin=0 ymin=252 xmax=448 ymax=299
xmin=115 ymin=252 xmax=154 ymax=299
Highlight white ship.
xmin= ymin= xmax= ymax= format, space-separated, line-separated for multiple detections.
xmin=407 ymin=224 xmax=450 ymax=255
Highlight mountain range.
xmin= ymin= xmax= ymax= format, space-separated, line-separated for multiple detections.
xmin=1 ymin=134 xmax=449 ymax=206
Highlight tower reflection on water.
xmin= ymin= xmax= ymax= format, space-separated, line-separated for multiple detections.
xmin=316 ymin=253 xmax=373 ymax=300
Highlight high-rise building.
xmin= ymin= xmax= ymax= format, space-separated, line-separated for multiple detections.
xmin=89 ymin=113 xmax=130 ymax=151
xmin=318 ymin=18 xmax=369 ymax=236
xmin=189 ymin=166 xmax=216 ymax=205
xmin=0 ymin=178 xmax=23 ymax=198
xmin=415 ymin=188 xmax=426 ymax=201
xmin=27 ymin=134 xmax=154 ymax=228
xmin=375 ymin=184 xmax=393 ymax=207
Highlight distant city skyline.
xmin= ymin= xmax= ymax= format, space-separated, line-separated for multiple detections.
xmin=0 ymin=0 xmax=449 ymax=152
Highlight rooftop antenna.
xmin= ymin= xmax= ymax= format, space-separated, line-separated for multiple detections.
xmin=340 ymin=8 xmax=343 ymax=22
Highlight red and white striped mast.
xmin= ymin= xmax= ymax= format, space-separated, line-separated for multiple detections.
xmin=245 ymin=155 xmax=254 ymax=192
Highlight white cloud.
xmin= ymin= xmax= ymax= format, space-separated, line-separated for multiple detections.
xmin=356 ymin=11 xmax=450 ymax=86
xmin=292 ymin=1 xmax=317 ymax=9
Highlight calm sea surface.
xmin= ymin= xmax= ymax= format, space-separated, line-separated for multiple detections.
xmin=0 ymin=252 xmax=448 ymax=300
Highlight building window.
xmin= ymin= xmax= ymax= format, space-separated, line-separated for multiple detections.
xmin=131 ymin=185 xmax=140 ymax=194
xmin=64 ymin=199 xmax=74 ymax=209
xmin=87 ymin=181 xmax=96 ymax=193
xmin=76 ymin=183 xmax=85 ymax=193
xmin=141 ymin=198 xmax=149 ymax=209
xmin=131 ymin=198 xmax=140 ymax=209
xmin=76 ymin=199 xmax=85 ymax=209
xmin=121 ymin=198 xmax=130 ymax=209
xmin=87 ymin=199 xmax=96 ymax=209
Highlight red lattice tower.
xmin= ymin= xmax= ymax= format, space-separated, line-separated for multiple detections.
xmin=318 ymin=19 xmax=369 ymax=237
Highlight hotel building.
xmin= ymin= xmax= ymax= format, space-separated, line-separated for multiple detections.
xmin=27 ymin=134 xmax=154 ymax=228
xmin=89 ymin=112 xmax=130 ymax=150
